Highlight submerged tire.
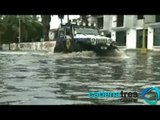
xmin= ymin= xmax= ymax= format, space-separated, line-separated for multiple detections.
xmin=65 ymin=39 xmax=74 ymax=52
xmin=66 ymin=39 xmax=71 ymax=50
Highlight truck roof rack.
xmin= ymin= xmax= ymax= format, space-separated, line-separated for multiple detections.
xmin=61 ymin=22 xmax=98 ymax=29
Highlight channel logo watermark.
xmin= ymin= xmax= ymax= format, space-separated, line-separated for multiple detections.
xmin=141 ymin=86 xmax=160 ymax=105
xmin=88 ymin=90 xmax=138 ymax=103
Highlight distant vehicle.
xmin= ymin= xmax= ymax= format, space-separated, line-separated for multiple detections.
xmin=54 ymin=21 xmax=118 ymax=55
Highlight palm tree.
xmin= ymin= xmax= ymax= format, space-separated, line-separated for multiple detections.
xmin=58 ymin=15 xmax=64 ymax=25
xmin=80 ymin=15 xmax=88 ymax=24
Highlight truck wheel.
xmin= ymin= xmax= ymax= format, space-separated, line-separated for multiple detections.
xmin=65 ymin=39 xmax=74 ymax=52
xmin=66 ymin=39 xmax=71 ymax=50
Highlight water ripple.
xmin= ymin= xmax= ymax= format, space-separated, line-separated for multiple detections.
xmin=0 ymin=51 xmax=159 ymax=105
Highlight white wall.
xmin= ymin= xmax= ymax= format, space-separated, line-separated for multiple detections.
xmin=144 ymin=15 xmax=155 ymax=23
xmin=112 ymin=15 xmax=117 ymax=28
xmin=103 ymin=15 xmax=112 ymax=31
xmin=124 ymin=15 xmax=132 ymax=28
xmin=136 ymin=19 xmax=144 ymax=28
xmin=126 ymin=29 xmax=136 ymax=49
xmin=2 ymin=41 xmax=56 ymax=53
xmin=111 ymin=31 xmax=116 ymax=41
xmin=111 ymin=16 xmax=117 ymax=41
xmin=124 ymin=15 xmax=137 ymax=28
xmin=147 ymin=27 xmax=154 ymax=49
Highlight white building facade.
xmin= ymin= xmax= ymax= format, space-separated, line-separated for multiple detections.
xmin=89 ymin=15 xmax=160 ymax=50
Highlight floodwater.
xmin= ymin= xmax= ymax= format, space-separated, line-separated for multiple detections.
xmin=0 ymin=50 xmax=160 ymax=105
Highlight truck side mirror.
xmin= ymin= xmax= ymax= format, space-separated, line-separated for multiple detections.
xmin=101 ymin=32 xmax=104 ymax=36
xmin=74 ymin=31 xmax=77 ymax=36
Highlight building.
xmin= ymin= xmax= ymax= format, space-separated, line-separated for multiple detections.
xmin=49 ymin=29 xmax=58 ymax=41
xmin=88 ymin=15 xmax=160 ymax=51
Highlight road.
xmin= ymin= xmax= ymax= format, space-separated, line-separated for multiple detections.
xmin=0 ymin=50 xmax=159 ymax=105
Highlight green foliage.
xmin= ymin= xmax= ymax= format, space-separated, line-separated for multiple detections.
xmin=0 ymin=15 xmax=43 ymax=44
xmin=80 ymin=15 xmax=88 ymax=23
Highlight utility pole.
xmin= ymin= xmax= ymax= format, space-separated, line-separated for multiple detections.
xmin=141 ymin=16 xmax=147 ymax=54
xmin=18 ymin=15 xmax=21 ymax=50
xmin=0 ymin=32 xmax=2 ymax=50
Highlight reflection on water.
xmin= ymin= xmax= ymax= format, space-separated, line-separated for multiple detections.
xmin=0 ymin=50 xmax=160 ymax=105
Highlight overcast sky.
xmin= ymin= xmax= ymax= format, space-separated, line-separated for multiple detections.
xmin=50 ymin=15 xmax=80 ymax=29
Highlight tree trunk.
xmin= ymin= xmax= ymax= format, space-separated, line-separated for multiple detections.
xmin=58 ymin=15 xmax=64 ymax=26
xmin=8 ymin=28 xmax=13 ymax=51
xmin=26 ymin=31 xmax=28 ymax=42
xmin=0 ymin=35 xmax=2 ymax=50
xmin=67 ymin=15 xmax=69 ymax=22
xmin=9 ymin=39 xmax=11 ymax=50
xmin=41 ymin=15 xmax=51 ymax=41
xmin=43 ymin=25 xmax=50 ymax=41
xmin=60 ymin=19 xmax=62 ymax=25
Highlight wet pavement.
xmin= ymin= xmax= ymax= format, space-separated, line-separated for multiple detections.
xmin=0 ymin=50 xmax=160 ymax=105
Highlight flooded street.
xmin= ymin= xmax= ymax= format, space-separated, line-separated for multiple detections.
xmin=0 ymin=50 xmax=160 ymax=105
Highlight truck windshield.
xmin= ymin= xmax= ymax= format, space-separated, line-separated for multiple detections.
xmin=74 ymin=27 xmax=99 ymax=35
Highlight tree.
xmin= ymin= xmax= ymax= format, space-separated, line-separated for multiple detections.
xmin=80 ymin=15 xmax=88 ymax=24
xmin=2 ymin=15 xmax=19 ymax=50
xmin=41 ymin=15 xmax=51 ymax=41
xmin=67 ymin=15 xmax=69 ymax=22
xmin=0 ymin=15 xmax=43 ymax=50
xmin=58 ymin=15 xmax=64 ymax=25
xmin=0 ymin=16 xmax=5 ymax=50
xmin=20 ymin=15 xmax=43 ymax=42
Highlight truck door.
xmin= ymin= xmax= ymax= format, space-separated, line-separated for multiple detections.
xmin=58 ymin=29 xmax=65 ymax=41
xmin=65 ymin=26 xmax=73 ymax=39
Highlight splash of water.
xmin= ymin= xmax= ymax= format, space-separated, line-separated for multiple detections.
xmin=0 ymin=51 xmax=28 ymax=55
xmin=61 ymin=51 xmax=97 ymax=58
xmin=116 ymin=50 xmax=130 ymax=59
xmin=58 ymin=49 xmax=130 ymax=59
xmin=97 ymin=49 xmax=130 ymax=59
xmin=0 ymin=49 xmax=130 ymax=59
